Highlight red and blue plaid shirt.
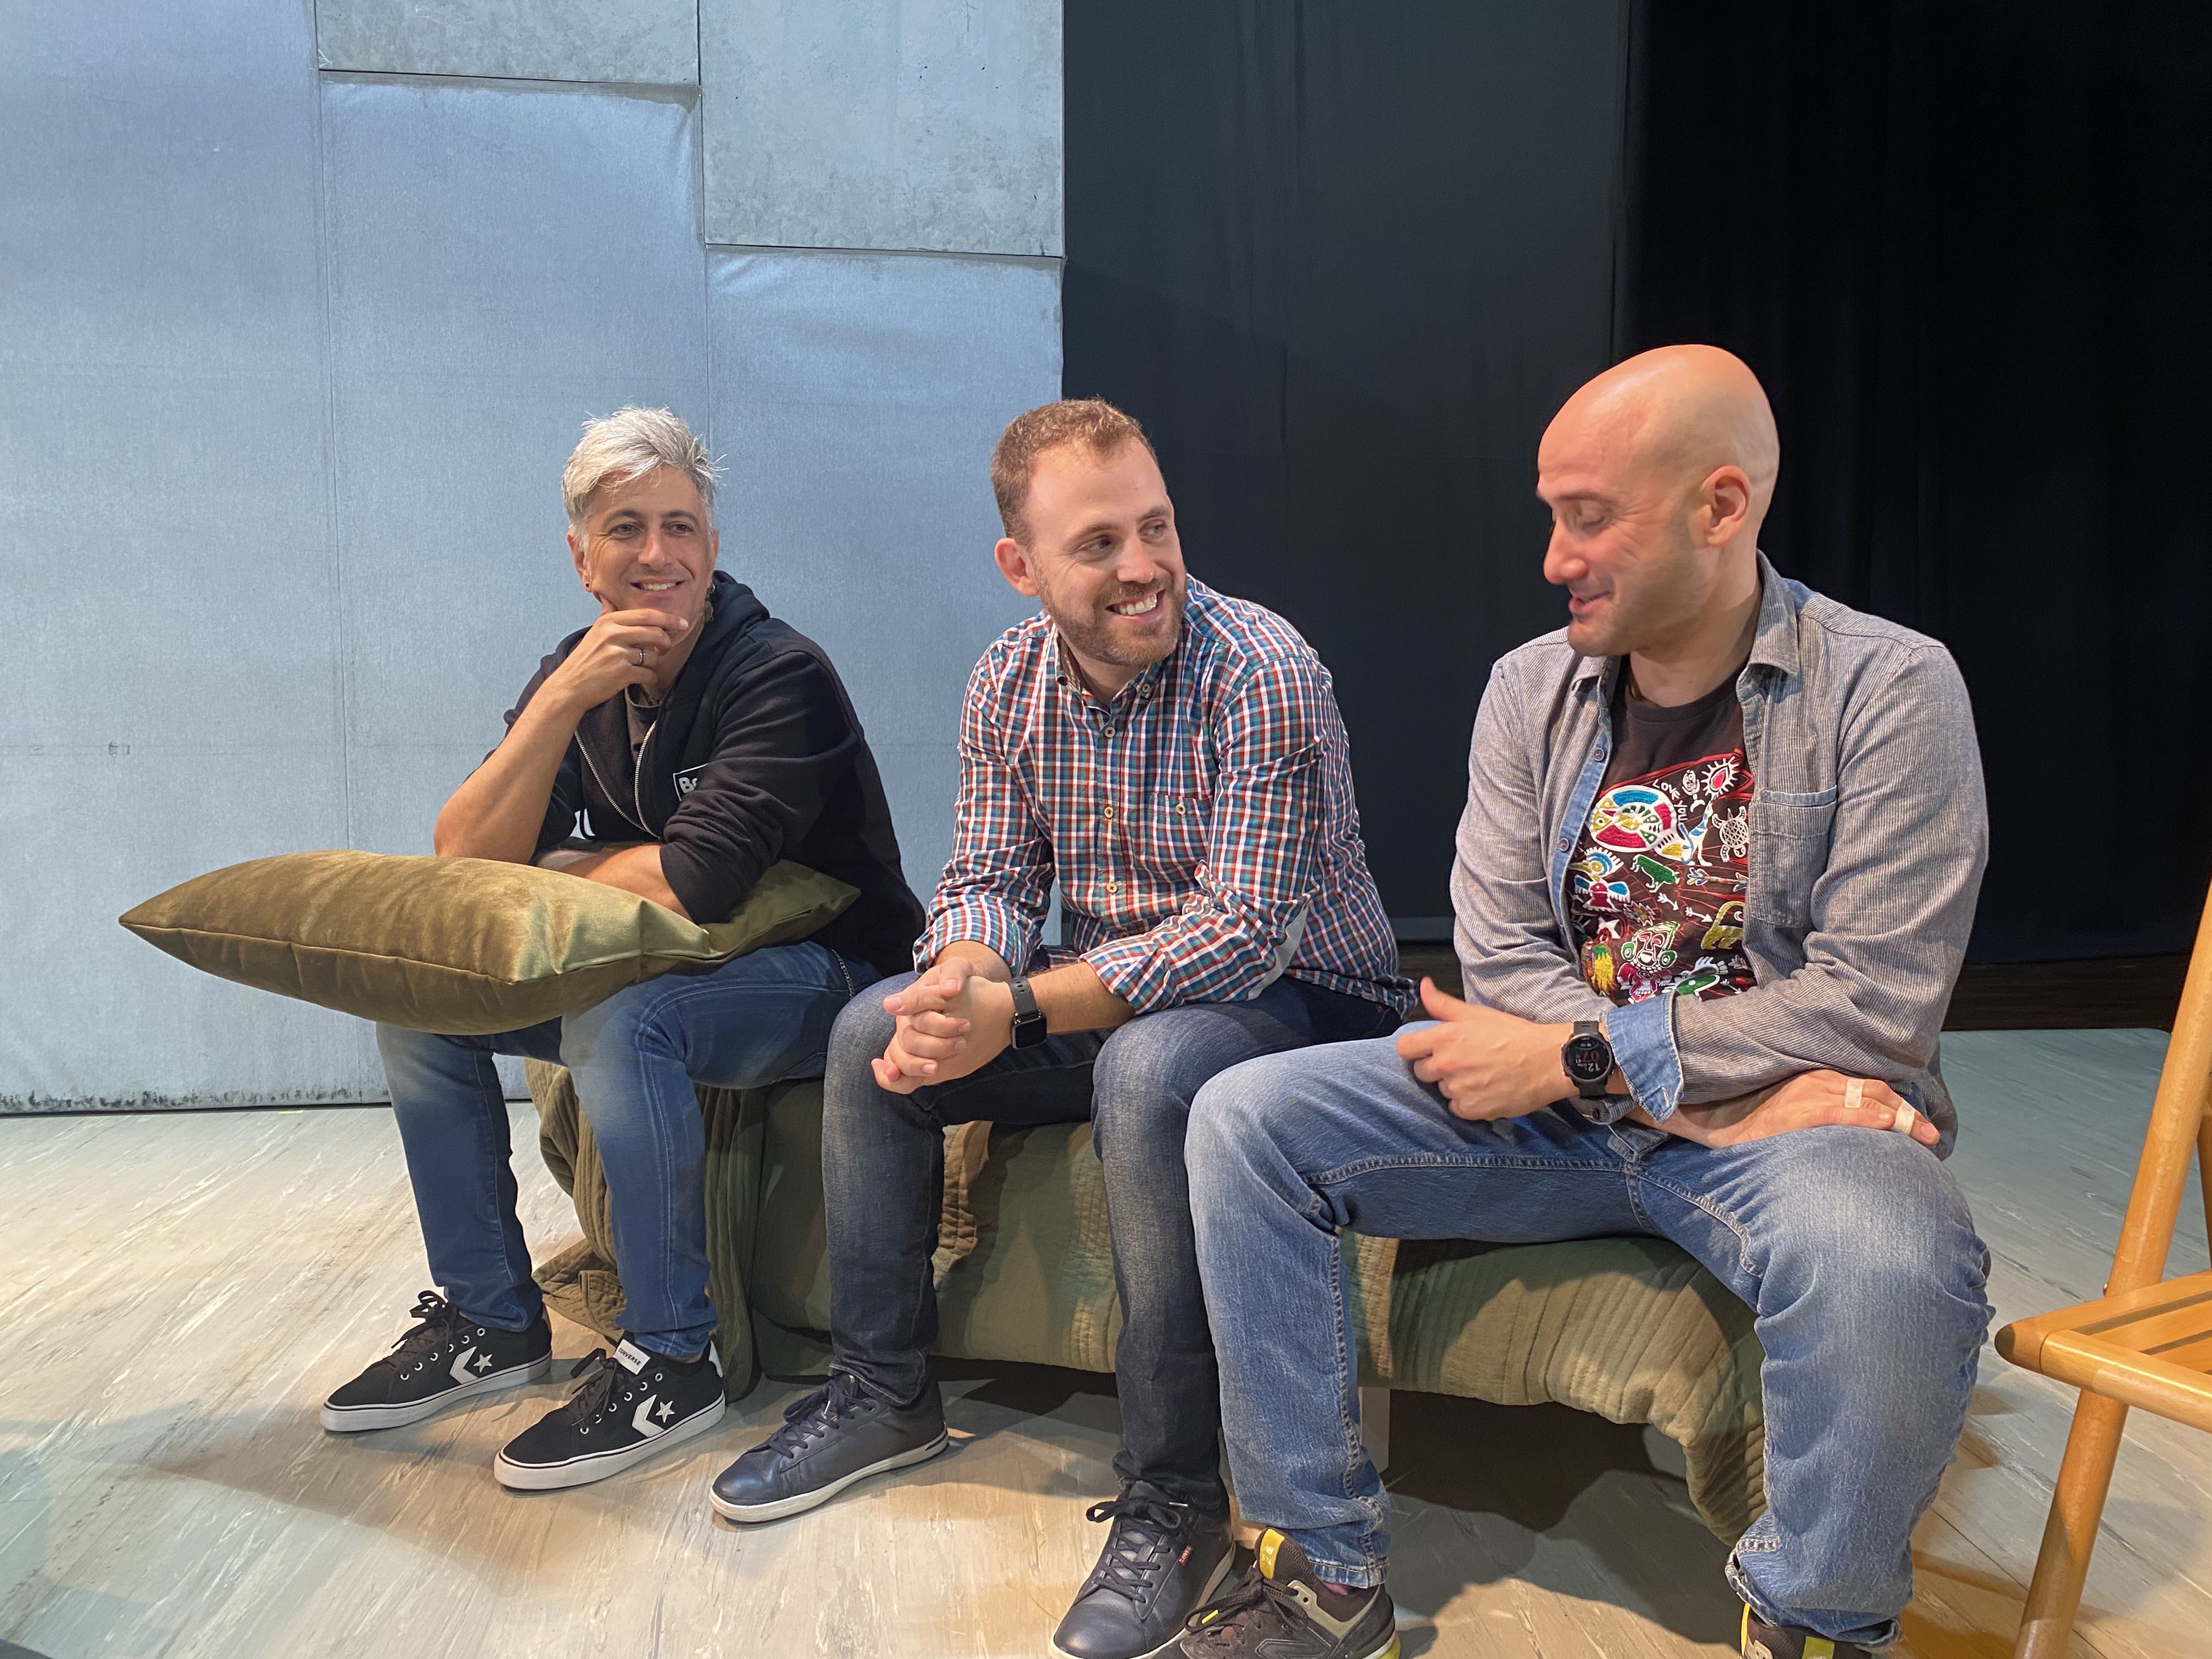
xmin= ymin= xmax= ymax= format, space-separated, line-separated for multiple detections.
xmin=917 ymin=578 xmax=1414 ymax=1015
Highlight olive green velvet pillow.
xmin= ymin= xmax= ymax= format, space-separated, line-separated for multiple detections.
xmin=119 ymin=852 xmax=859 ymax=1035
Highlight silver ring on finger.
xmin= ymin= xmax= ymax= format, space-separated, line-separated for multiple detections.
xmin=636 ymin=647 xmax=648 ymax=668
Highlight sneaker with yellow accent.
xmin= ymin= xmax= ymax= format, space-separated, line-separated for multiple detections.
xmin=1741 ymin=1605 xmax=1874 ymax=1659
xmin=1177 ymin=1528 xmax=1398 ymax=1659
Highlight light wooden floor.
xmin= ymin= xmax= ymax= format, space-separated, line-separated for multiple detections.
xmin=3 ymin=1030 xmax=2207 ymax=1658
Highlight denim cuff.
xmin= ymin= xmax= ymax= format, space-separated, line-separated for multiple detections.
xmin=1295 ymin=1548 xmax=1386 ymax=1592
xmin=1603 ymin=994 xmax=1684 ymax=1122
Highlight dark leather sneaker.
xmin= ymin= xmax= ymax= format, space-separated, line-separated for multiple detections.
xmin=493 ymin=1336 xmax=725 ymax=1490
xmin=709 ymin=1372 xmax=947 ymax=1522
xmin=321 ymin=1291 xmax=552 ymax=1432
xmin=1178 ymin=1529 xmax=1398 ymax=1659
xmin=1741 ymin=1606 xmax=1872 ymax=1659
xmin=1051 ymin=1482 xmax=1233 ymax=1659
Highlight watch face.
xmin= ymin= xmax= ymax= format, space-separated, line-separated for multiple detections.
xmin=1562 ymin=1032 xmax=1612 ymax=1084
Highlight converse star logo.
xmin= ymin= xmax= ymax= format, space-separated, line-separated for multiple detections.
xmin=449 ymin=1347 xmax=493 ymax=1385
xmin=653 ymin=1398 xmax=675 ymax=1424
xmin=470 ymin=1350 xmax=495 ymax=1373
xmin=631 ymin=1395 xmax=671 ymax=1437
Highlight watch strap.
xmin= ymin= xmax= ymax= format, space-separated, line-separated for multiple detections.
xmin=1007 ymin=974 xmax=1048 ymax=1048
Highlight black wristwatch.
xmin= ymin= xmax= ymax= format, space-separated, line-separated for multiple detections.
xmin=1560 ymin=1019 xmax=1616 ymax=1101
xmin=1007 ymin=975 xmax=1049 ymax=1050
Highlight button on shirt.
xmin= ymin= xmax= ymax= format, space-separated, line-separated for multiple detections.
xmin=918 ymin=578 xmax=1413 ymax=1015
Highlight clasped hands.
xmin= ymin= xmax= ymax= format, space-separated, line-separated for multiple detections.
xmin=1400 ymin=977 xmax=1938 ymax=1148
xmin=870 ymin=956 xmax=1012 ymax=1093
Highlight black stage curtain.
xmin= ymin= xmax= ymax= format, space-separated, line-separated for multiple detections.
xmin=1066 ymin=2 xmax=2211 ymax=961
xmin=1063 ymin=0 xmax=1635 ymax=933
xmin=1624 ymin=2 xmax=2212 ymax=960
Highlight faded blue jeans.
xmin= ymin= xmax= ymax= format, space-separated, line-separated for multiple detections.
xmin=376 ymin=941 xmax=872 ymax=1359
xmin=822 ymin=971 xmax=1401 ymax=1514
xmin=1188 ymin=1029 xmax=1991 ymax=1650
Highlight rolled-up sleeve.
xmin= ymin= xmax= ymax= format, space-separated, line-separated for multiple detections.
xmin=915 ymin=659 xmax=1053 ymax=972
xmin=1084 ymin=653 xmax=1330 ymax=1012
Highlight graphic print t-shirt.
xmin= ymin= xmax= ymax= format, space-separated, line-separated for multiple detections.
xmin=1566 ymin=669 xmax=1757 ymax=1006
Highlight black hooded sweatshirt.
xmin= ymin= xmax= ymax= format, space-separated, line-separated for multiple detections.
xmin=503 ymin=571 xmax=924 ymax=978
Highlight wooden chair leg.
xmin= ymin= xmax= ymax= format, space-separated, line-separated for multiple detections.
xmin=1226 ymin=1495 xmax=1261 ymax=1551
xmin=2198 ymin=1109 xmax=2212 ymax=1265
xmin=2015 ymin=1391 xmax=2130 ymax=1657
xmin=1359 ymin=1385 xmax=1391 ymax=1474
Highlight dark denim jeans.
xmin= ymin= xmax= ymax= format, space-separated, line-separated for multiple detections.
xmin=376 ymin=940 xmax=873 ymax=1359
xmin=819 ymin=970 xmax=1400 ymax=1515
xmin=1189 ymin=1029 xmax=1994 ymax=1648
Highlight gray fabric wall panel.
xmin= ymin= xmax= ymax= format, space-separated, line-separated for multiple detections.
xmin=316 ymin=0 xmax=699 ymax=86
xmin=701 ymin=0 xmax=1062 ymax=255
xmin=0 ymin=751 xmax=373 ymax=1108
xmin=320 ymin=78 xmax=709 ymax=859
xmin=3 ymin=1 xmax=326 ymax=377
xmin=706 ymin=249 xmax=1060 ymax=899
xmin=3 ymin=8 xmax=1066 ymax=1108
xmin=0 ymin=0 xmax=369 ymax=1107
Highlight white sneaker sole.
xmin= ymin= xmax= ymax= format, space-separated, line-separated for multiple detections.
xmin=320 ymin=1353 xmax=553 ymax=1432
xmin=1048 ymin=1546 xmax=1235 ymax=1659
xmin=493 ymin=1394 xmax=727 ymax=1491
xmin=707 ymin=1429 xmax=950 ymax=1523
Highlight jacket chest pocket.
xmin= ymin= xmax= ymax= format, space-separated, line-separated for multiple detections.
xmin=1747 ymin=788 xmax=1837 ymax=930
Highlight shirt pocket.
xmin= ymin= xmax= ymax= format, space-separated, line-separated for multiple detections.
xmin=1747 ymin=787 xmax=1837 ymax=930
xmin=1135 ymin=790 xmax=1210 ymax=884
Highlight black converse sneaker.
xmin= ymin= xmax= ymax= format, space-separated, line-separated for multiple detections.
xmin=1051 ymin=1482 xmax=1234 ymax=1659
xmin=1178 ymin=1530 xmax=1398 ymax=1659
xmin=493 ymin=1336 xmax=726 ymax=1491
xmin=321 ymin=1291 xmax=552 ymax=1432
xmin=1741 ymin=1606 xmax=1873 ymax=1659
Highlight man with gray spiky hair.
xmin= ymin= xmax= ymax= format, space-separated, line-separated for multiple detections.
xmin=320 ymin=407 xmax=924 ymax=1492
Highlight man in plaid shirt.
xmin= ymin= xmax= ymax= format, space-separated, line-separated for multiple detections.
xmin=713 ymin=399 xmax=1413 ymax=1659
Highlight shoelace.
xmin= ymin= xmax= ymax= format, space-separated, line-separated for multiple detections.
xmin=380 ymin=1291 xmax=472 ymax=1375
xmin=1183 ymin=1568 xmax=1303 ymax=1646
xmin=560 ymin=1350 xmax=635 ymax=1424
xmin=761 ymin=1374 xmax=873 ymax=1459
xmin=1081 ymin=1494 xmax=1188 ymax=1603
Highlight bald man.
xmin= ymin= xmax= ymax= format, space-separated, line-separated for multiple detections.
xmin=1176 ymin=348 xmax=1991 ymax=1659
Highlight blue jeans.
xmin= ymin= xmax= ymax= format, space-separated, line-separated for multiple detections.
xmin=1188 ymin=1029 xmax=1991 ymax=1649
xmin=821 ymin=972 xmax=1401 ymax=1514
xmin=376 ymin=941 xmax=873 ymax=1359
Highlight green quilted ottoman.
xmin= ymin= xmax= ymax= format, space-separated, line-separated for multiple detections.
xmin=524 ymin=1063 xmax=1764 ymax=1542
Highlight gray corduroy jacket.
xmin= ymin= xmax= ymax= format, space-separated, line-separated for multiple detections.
xmin=1452 ymin=555 xmax=1989 ymax=1150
